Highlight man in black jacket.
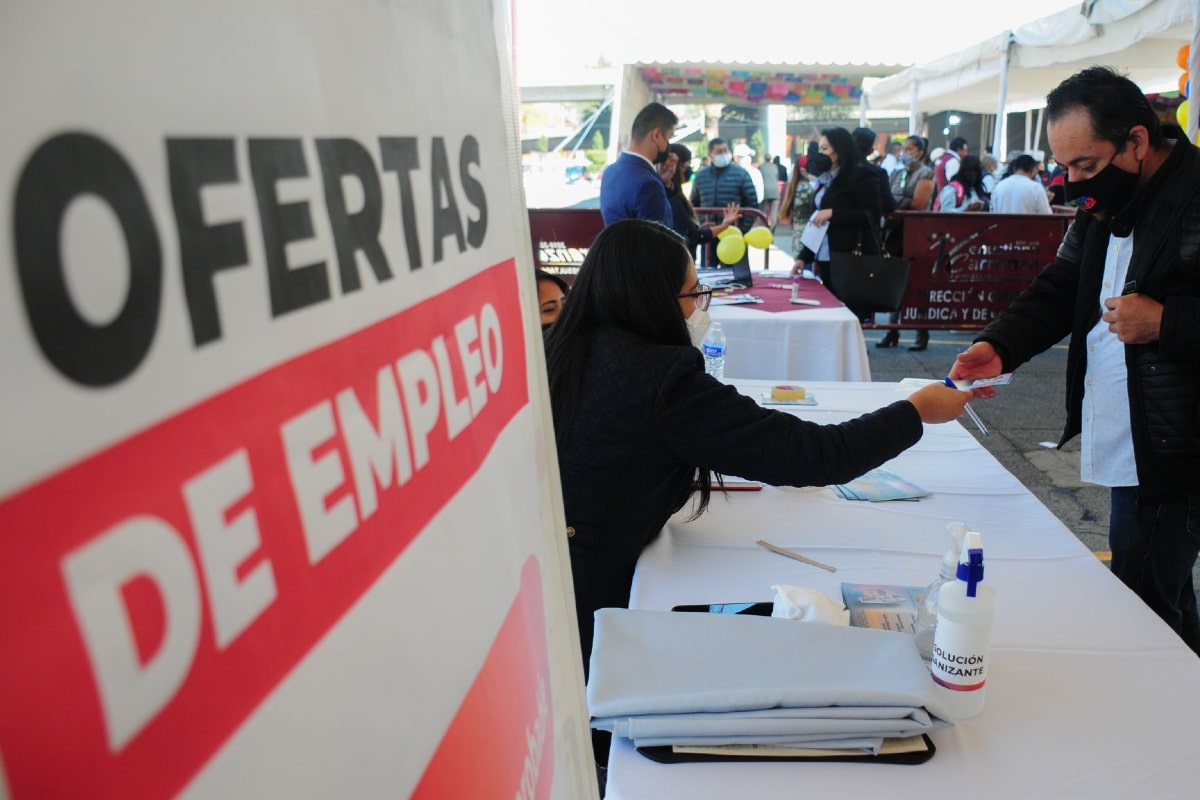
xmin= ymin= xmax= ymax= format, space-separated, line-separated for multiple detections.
xmin=951 ymin=67 xmax=1200 ymax=655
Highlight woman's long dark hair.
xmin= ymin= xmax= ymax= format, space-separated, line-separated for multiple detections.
xmin=544 ymin=219 xmax=717 ymax=515
xmin=667 ymin=142 xmax=699 ymax=223
xmin=952 ymin=154 xmax=989 ymax=201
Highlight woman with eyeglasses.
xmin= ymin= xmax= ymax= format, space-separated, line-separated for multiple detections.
xmin=544 ymin=219 xmax=970 ymax=674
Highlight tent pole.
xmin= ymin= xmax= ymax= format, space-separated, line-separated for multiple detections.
xmin=909 ymin=81 xmax=919 ymax=136
xmin=991 ymin=33 xmax=1013 ymax=161
xmin=1032 ymin=107 xmax=1043 ymax=156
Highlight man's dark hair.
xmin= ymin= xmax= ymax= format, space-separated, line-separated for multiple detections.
xmin=949 ymin=136 xmax=969 ymax=152
xmin=1045 ymin=66 xmax=1163 ymax=149
xmin=852 ymin=127 xmax=877 ymax=159
xmin=1009 ymin=154 xmax=1039 ymax=175
xmin=630 ymin=102 xmax=678 ymax=142
xmin=708 ymin=136 xmax=728 ymax=152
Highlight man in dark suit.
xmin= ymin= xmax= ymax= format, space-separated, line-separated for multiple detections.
xmin=599 ymin=102 xmax=677 ymax=227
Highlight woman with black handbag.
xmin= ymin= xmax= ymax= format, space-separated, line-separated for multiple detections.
xmin=790 ymin=127 xmax=884 ymax=321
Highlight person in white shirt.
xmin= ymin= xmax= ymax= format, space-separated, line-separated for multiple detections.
xmin=989 ymin=154 xmax=1052 ymax=214
xmin=879 ymin=140 xmax=904 ymax=175
xmin=734 ymin=143 xmax=764 ymax=204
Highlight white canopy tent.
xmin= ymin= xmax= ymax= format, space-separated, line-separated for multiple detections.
xmin=866 ymin=0 xmax=1198 ymax=152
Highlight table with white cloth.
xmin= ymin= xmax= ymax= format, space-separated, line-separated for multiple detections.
xmin=708 ymin=279 xmax=870 ymax=382
xmin=604 ymin=380 xmax=1200 ymax=800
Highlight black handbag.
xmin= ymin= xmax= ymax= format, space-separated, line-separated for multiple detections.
xmin=824 ymin=227 xmax=911 ymax=314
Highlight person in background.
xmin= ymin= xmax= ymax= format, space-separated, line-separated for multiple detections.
xmin=936 ymin=154 xmax=989 ymax=212
xmin=950 ymin=66 xmax=1200 ymax=656
xmin=659 ymin=142 xmax=741 ymax=258
xmin=879 ymin=135 xmax=936 ymax=350
xmin=734 ymin=142 xmax=764 ymax=204
xmin=933 ymin=136 xmax=969 ymax=195
xmin=535 ymin=269 xmax=569 ymax=330
xmin=980 ymin=154 xmax=1000 ymax=195
xmin=599 ymin=102 xmax=677 ymax=227
xmin=791 ymin=127 xmax=883 ymax=289
xmin=774 ymin=154 xmax=788 ymax=186
xmin=880 ymin=139 xmax=904 ymax=175
xmin=988 ymin=154 xmax=1052 ymax=214
xmin=778 ymin=152 xmax=832 ymax=275
xmin=690 ymin=137 xmax=758 ymax=277
xmin=758 ymin=152 xmax=782 ymax=228
xmin=853 ymin=126 xmax=897 ymax=217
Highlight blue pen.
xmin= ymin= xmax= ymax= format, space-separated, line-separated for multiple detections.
xmin=943 ymin=376 xmax=989 ymax=437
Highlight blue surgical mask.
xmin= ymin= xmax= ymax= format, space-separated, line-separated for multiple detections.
xmin=712 ymin=153 xmax=732 ymax=168
xmin=900 ymin=152 xmax=914 ymax=166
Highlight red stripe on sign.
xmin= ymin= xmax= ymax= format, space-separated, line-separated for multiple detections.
xmin=0 ymin=260 xmax=528 ymax=799
xmin=932 ymin=674 xmax=986 ymax=692
xmin=412 ymin=556 xmax=554 ymax=800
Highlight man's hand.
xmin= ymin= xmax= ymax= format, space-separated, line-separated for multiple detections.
xmin=949 ymin=342 xmax=1003 ymax=399
xmin=1102 ymin=293 xmax=1162 ymax=344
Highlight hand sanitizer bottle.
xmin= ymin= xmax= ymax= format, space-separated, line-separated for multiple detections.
xmin=914 ymin=523 xmax=967 ymax=662
xmin=931 ymin=530 xmax=997 ymax=719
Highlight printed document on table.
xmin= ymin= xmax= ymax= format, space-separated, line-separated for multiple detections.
xmin=798 ymin=214 xmax=828 ymax=255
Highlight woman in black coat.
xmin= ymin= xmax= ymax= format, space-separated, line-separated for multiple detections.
xmin=792 ymin=127 xmax=884 ymax=292
xmin=545 ymin=219 xmax=969 ymax=673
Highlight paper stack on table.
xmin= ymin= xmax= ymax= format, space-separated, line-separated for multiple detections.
xmin=587 ymin=609 xmax=951 ymax=754
xmin=832 ymin=468 xmax=930 ymax=501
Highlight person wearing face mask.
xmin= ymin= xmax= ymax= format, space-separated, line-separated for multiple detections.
xmin=689 ymin=137 xmax=759 ymax=280
xmin=878 ymin=135 xmax=937 ymax=350
xmin=599 ymin=102 xmax=677 ymax=227
xmin=546 ymin=219 xmax=971 ymax=685
xmin=659 ymin=142 xmax=741 ymax=259
xmin=950 ymin=66 xmax=1200 ymax=656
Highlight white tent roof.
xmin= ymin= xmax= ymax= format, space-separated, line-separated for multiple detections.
xmin=866 ymin=0 xmax=1194 ymax=114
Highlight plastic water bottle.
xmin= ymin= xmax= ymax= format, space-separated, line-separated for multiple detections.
xmin=791 ymin=274 xmax=801 ymax=301
xmin=931 ymin=530 xmax=997 ymax=720
xmin=702 ymin=322 xmax=726 ymax=380
xmin=915 ymin=523 xmax=967 ymax=662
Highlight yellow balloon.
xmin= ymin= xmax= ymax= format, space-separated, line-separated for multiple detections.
xmin=716 ymin=226 xmax=742 ymax=240
xmin=716 ymin=235 xmax=747 ymax=264
xmin=744 ymin=227 xmax=774 ymax=249
xmin=1177 ymin=99 xmax=1191 ymax=129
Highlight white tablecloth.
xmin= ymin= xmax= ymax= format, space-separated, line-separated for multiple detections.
xmin=605 ymin=380 xmax=1200 ymax=800
xmin=708 ymin=303 xmax=870 ymax=382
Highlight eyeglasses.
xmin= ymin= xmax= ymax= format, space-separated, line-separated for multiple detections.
xmin=677 ymin=284 xmax=712 ymax=311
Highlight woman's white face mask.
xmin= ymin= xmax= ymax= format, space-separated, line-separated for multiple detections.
xmin=686 ymin=308 xmax=712 ymax=347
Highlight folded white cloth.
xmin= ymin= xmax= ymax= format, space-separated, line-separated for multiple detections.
xmin=771 ymin=584 xmax=850 ymax=625
xmin=587 ymin=608 xmax=952 ymax=751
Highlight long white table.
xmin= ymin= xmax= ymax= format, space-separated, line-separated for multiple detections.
xmin=605 ymin=380 xmax=1200 ymax=799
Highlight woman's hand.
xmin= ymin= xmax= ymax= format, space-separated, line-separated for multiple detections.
xmin=907 ymin=383 xmax=970 ymax=424
xmin=812 ymin=209 xmax=832 ymax=225
xmin=721 ymin=202 xmax=742 ymax=226
xmin=791 ymin=259 xmax=806 ymax=277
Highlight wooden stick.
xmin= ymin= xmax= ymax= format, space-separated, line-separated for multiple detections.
xmin=755 ymin=539 xmax=837 ymax=572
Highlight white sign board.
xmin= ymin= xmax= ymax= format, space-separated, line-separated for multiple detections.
xmin=0 ymin=2 xmax=593 ymax=797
